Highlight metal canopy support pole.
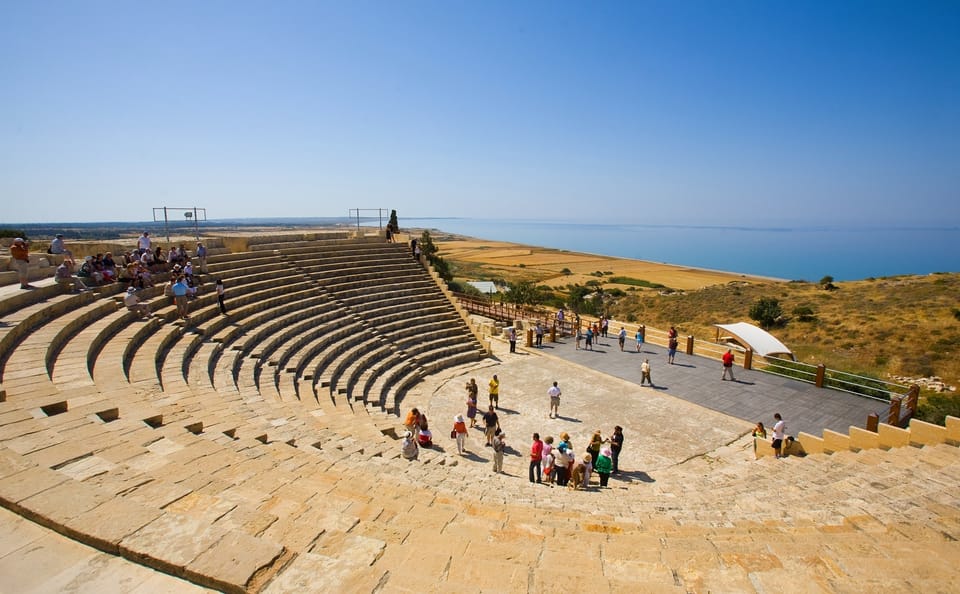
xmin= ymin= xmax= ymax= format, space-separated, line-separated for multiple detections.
xmin=164 ymin=207 xmax=170 ymax=244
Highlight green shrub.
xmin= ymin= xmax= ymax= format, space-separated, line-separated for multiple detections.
xmin=749 ymin=297 xmax=783 ymax=329
xmin=792 ymin=305 xmax=816 ymax=321
xmin=607 ymin=276 xmax=668 ymax=290
xmin=916 ymin=394 xmax=960 ymax=426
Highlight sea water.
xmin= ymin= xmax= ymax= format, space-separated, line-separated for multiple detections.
xmin=401 ymin=218 xmax=959 ymax=282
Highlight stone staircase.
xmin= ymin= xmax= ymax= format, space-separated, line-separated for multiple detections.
xmin=0 ymin=236 xmax=958 ymax=592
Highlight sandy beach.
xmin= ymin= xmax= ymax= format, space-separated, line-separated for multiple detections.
xmin=433 ymin=236 xmax=781 ymax=291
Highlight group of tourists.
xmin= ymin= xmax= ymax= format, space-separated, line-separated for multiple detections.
xmin=401 ymin=372 xmax=627 ymax=490
xmin=526 ymin=427 xmax=623 ymax=489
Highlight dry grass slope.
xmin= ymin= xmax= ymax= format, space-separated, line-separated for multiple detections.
xmin=437 ymin=237 xmax=960 ymax=388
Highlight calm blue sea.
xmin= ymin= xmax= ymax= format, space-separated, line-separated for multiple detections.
xmin=402 ymin=218 xmax=960 ymax=282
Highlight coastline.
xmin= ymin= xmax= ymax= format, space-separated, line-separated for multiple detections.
xmin=423 ymin=229 xmax=785 ymax=291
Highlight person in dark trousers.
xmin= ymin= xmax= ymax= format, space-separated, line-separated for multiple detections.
xmin=609 ymin=426 xmax=624 ymax=474
xmin=216 ymin=279 xmax=227 ymax=315
xmin=529 ymin=433 xmax=543 ymax=483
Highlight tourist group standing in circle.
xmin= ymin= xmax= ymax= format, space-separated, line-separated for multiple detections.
xmin=402 ymin=372 xmax=627 ymax=491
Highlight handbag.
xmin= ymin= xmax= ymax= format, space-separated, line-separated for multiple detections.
xmin=450 ymin=429 xmax=457 ymax=439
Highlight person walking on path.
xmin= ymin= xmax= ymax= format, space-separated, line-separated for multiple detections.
xmin=491 ymin=432 xmax=506 ymax=473
xmin=721 ymin=349 xmax=736 ymax=381
xmin=609 ymin=426 xmax=624 ymax=474
xmin=618 ymin=327 xmax=627 ymax=351
xmin=640 ymin=359 xmax=655 ymax=387
xmin=11 ymin=238 xmax=32 ymax=289
xmin=508 ymin=327 xmax=517 ymax=353
xmin=452 ymin=414 xmax=468 ymax=454
xmin=482 ymin=405 xmax=500 ymax=447
xmin=601 ymin=317 xmax=609 ymax=338
xmin=575 ymin=326 xmax=583 ymax=350
xmin=667 ymin=336 xmax=679 ymax=364
xmin=488 ymin=374 xmax=499 ymax=409
xmin=529 ymin=433 xmax=543 ymax=483
xmin=547 ymin=381 xmax=561 ymax=419
xmin=534 ymin=322 xmax=544 ymax=348
xmin=772 ymin=413 xmax=786 ymax=458
xmin=585 ymin=327 xmax=594 ymax=350
xmin=635 ymin=328 xmax=644 ymax=353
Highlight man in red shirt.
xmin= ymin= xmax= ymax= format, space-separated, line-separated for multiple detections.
xmin=529 ymin=433 xmax=543 ymax=483
xmin=11 ymin=238 xmax=31 ymax=289
xmin=722 ymin=349 xmax=736 ymax=381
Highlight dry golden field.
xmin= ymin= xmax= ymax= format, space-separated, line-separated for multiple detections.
xmin=436 ymin=237 xmax=960 ymax=389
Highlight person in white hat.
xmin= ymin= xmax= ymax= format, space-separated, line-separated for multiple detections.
xmin=452 ymin=414 xmax=468 ymax=454
xmin=123 ymin=287 xmax=151 ymax=318
xmin=401 ymin=430 xmax=419 ymax=461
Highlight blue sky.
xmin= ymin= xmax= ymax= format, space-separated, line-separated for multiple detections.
xmin=2 ymin=1 xmax=958 ymax=226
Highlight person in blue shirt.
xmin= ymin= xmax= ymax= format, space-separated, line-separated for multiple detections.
xmin=172 ymin=275 xmax=189 ymax=319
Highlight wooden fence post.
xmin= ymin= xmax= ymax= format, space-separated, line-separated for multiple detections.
xmin=743 ymin=349 xmax=753 ymax=370
xmin=866 ymin=413 xmax=879 ymax=432
xmin=887 ymin=396 xmax=902 ymax=426
xmin=685 ymin=335 xmax=694 ymax=355
xmin=639 ymin=325 xmax=645 ymax=341
xmin=815 ymin=364 xmax=826 ymax=388
xmin=905 ymin=385 xmax=920 ymax=416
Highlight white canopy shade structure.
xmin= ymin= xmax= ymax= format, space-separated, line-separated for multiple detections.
xmin=714 ymin=322 xmax=795 ymax=361
xmin=467 ymin=281 xmax=498 ymax=295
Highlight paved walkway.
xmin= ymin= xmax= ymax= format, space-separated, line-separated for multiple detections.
xmin=538 ymin=332 xmax=886 ymax=437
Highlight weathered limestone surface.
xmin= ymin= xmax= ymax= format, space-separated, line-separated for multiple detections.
xmin=0 ymin=240 xmax=958 ymax=593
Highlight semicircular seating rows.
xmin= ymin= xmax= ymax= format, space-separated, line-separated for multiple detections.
xmin=0 ymin=236 xmax=959 ymax=592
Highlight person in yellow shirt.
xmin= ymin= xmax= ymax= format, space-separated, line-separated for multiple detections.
xmin=488 ymin=374 xmax=500 ymax=409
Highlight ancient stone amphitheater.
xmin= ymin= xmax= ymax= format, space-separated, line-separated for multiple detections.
xmin=0 ymin=235 xmax=958 ymax=593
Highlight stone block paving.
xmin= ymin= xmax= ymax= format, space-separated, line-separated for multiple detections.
xmin=540 ymin=332 xmax=885 ymax=436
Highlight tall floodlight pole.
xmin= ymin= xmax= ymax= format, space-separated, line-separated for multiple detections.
xmin=163 ymin=207 xmax=170 ymax=243
xmin=153 ymin=207 xmax=207 ymax=243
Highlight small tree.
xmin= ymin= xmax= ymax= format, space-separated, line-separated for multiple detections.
xmin=419 ymin=230 xmax=438 ymax=259
xmin=505 ymin=281 xmax=542 ymax=308
xmin=792 ymin=305 xmax=816 ymax=321
xmin=819 ymin=275 xmax=838 ymax=291
xmin=749 ymin=297 xmax=783 ymax=329
xmin=418 ymin=230 xmax=451 ymax=282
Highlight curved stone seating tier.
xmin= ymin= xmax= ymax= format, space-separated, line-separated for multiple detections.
xmin=252 ymin=319 xmax=367 ymax=404
xmin=210 ymin=303 xmax=345 ymax=394
xmin=188 ymin=294 xmax=333 ymax=390
xmin=167 ymin=287 xmax=323 ymax=390
xmin=0 ymin=289 xmax=93 ymax=382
